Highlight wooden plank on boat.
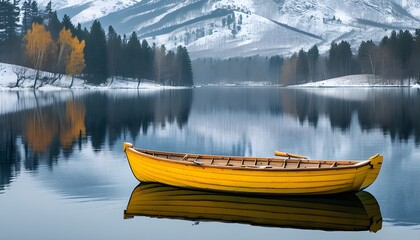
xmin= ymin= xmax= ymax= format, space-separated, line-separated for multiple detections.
xmin=182 ymin=154 xmax=189 ymax=161
xmin=226 ymin=158 xmax=231 ymax=166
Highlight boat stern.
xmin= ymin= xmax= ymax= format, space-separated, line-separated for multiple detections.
xmin=360 ymin=154 xmax=383 ymax=190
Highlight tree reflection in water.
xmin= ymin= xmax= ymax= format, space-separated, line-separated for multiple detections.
xmin=0 ymin=89 xmax=193 ymax=191
xmin=0 ymin=88 xmax=419 ymax=194
xmin=278 ymin=89 xmax=420 ymax=143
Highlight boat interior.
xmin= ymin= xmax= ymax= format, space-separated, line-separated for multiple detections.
xmin=136 ymin=148 xmax=361 ymax=170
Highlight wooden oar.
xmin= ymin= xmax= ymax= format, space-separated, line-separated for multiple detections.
xmin=274 ymin=151 xmax=308 ymax=159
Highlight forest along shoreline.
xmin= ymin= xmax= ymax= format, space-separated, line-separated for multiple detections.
xmin=1 ymin=61 xmax=419 ymax=90
xmin=0 ymin=62 xmax=192 ymax=90
xmin=0 ymin=1 xmax=193 ymax=89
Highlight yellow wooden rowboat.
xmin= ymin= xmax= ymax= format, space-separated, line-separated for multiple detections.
xmin=123 ymin=142 xmax=382 ymax=195
xmin=124 ymin=183 xmax=382 ymax=232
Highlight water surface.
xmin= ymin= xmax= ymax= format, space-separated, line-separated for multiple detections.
xmin=0 ymin=87 xmax=419 ymax=239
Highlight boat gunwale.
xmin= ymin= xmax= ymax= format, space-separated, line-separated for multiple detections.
xmin=127 ymin=147 xmax=372 ymax=172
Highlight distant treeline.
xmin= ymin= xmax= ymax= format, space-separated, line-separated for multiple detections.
xmin=192 ymin=56 xmax=282 ymax=85
xmin=280 ymin=30 xmax=420 ymax=85
xmin=0 ymin=0 xmax=193 ymax=87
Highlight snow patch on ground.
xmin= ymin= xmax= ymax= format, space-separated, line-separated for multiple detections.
xmin=294 ymin=74 xmax=418 ymax=87
xmin=334 ymin=9 xmax=353 ymax=23
xmin=0 ymin=63 xmax=182 ymax=91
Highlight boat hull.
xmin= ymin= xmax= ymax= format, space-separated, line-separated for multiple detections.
xmin=124 ymin=183 xmax=382 ymax=232
xmin=124 ymin=143 xmax=382 ymax=195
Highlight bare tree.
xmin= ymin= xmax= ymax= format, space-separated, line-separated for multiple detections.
xmin=12 ymin=66 xmax=28 ymax=87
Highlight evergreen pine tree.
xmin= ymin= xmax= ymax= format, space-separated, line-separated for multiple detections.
xmin=44 ymin=1 xmax=53 ymax=20
xmin=176 ymin=46 xmax=193 ymax=86
xmin=21 ymin=0 xmax=31 ymax=35
xmin=120 ymin=34 xmax=128 ymax=77
xmin=82 ymin=27 xmax=89 ymax=41
xmin=397 ymin=30 xmax=413 ymax=78
xmin=84 ymin=20 xmax=108 ymax=84
xmin=0 ymin=2 xmax=7 ymax=42
xmin=140 ymin=39 xmax=153 ymax=80
xmin=296 ymin=49 xmax=309 ymax=83
xmin=328 ymin=42 xmax=339 ymax=77
xmin=413 ymin=30 xmax=420 ymax=82
xmin=124 ymin=31 xmax=141 ymax=80
xmin=358 ymin=40 xmax=377 ymax=75
xmin=30 ymin=0 xmax=37 ymax=15
xmin=74 ymin=23 xmax=84 ymax=40
xmin=166 ymin=50 xmax=175 ymax=85
xmin=328 ymin=41 xmax=352 ymax=77
xmin=0 ymin=0 xmax=21 ymax=64
xmin=389 ymin=30 xmax=398 ymax=79
xmin=46 ymin=11 xmax=61 ymax=41
xmin=183 ymin=46 xmax=193 ymax=86
xmin=30 ymin=0 xmax=42 ymax=24
xmin=338 ymin=41 xmax=352 ymax=76
xmin=0 ymin=0 xmax=20 ymax=42
xmin=106 ymin=25 xmax=122 ymax=81
xmin=61 ymin=14 xmax=75 ymax=33
xmin=307 ymin=45 xmax=319 ymax=81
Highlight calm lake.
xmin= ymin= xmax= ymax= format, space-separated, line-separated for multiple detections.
xmin=0 ymin=87 xmax=419 ymax=239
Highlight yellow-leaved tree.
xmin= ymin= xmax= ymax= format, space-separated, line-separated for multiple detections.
xmin=66 ymin=37 xmax=86 ymax=88
xmin=24 ymin=23 xmax=57 ymax=87
xmin=57 ymin=28 xmax=73 ymax=72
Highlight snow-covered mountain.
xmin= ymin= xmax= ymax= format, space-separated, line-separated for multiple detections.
xmin=45 ymin=0 xmax=420 ymax=58
xmin=37 ymin=0 xmax=140 ymax=23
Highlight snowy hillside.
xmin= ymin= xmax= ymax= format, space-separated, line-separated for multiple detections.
xmin=403 ymin=0 xmax=420 ymax=18
xmin=151 ymin=10 xmax=320 ymax=58
xmin=37 ymin=0 xmax=141 ymax=23
xmin=46 ymin=0 xmax=419 ymax=58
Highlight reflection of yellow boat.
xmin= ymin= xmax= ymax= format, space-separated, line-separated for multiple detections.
xmin=123 ymin=142 xmax=382 ymax=195
xmin=124 ymin=183 xmax=382 ymax=232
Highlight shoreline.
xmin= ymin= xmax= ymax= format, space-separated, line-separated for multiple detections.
xmin=0 ymin=62 xmax=190 ymax=91
xmin=1 ymin=63 xmax=419 ymax=90
xmin=290 ymin=74 xmax=419 ymax=88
